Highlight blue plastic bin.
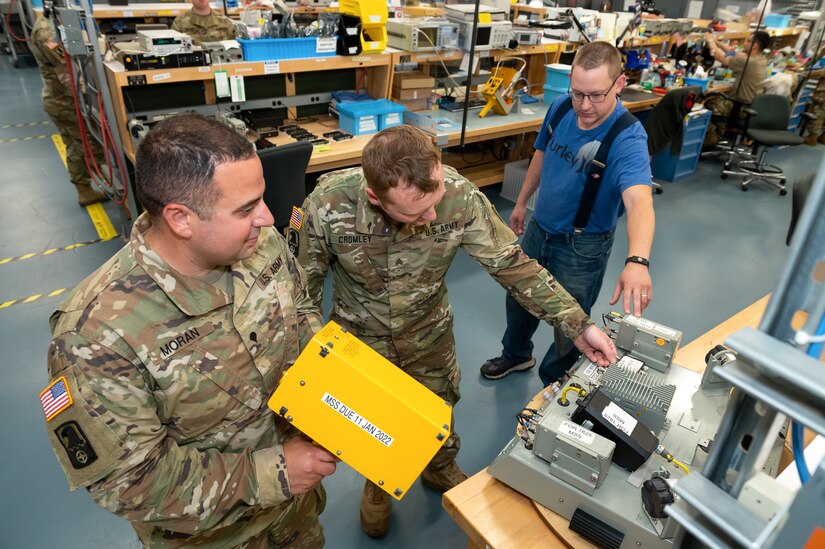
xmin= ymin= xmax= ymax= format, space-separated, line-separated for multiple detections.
xmin=338 ymin=101 xmax=380 ymax=135
xmin=543 ymin=84 xmax=566 ymax=105
xmin=237 ymin=37 xmax=336 ymax=61
xmin=374 ymin=99 xmax=406 ymax=130
xmin=684 ymin=77 xmax=709 ymax=92
xmin=763 ymin=14 xmax=791 ymax=28
xmin=545 ymin=64 xmax=572 ymax=88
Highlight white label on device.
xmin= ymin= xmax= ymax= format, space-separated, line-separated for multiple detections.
xmin=617 ymin=354 xmax=644 ymax=374
xmin=321 ymin=392 xmax=394 ymax=447
xmin=559 ymin=420 xmax=595 ymax=445
xmin=623 ymin=315 xmax=678 ymax=339
xmin=264 ymin=60 xmax=279 ymax=75
xmin=602 ymin=402 xmax=637 ymax=436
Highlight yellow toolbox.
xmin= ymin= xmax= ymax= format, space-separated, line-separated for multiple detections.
xmin=268 ymin=321 xmax=452 ymax=499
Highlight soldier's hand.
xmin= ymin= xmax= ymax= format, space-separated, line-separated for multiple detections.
xmin=283 ymin=436 xmax=338 ymax=495
xmin=573 ymin=325 xmax=617 ymax=367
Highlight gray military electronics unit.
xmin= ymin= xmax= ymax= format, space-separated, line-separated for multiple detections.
xmin=137 ymin=29 xmax=193 ymax=55
xmin=487 ymin=313 xmax=736 ymax=549
xmin=511 ymin=29 xmax=542 ymax=45
xmin=444 ymin=4 xmax=512 ymax=51
xmin=386 ymin=18 xmax=459 ymax=52
xmin=200 ymin=40 xmax=244 ymax=64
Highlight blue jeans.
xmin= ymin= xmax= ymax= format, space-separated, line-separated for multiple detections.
xmin=502 ymin=220 xmax=615 ymax=386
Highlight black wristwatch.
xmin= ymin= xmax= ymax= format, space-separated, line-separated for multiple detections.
xmin=625 ymin=256 xmax=650 ymax=268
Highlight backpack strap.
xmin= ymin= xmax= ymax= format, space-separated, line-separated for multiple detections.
xmin=548 ymin=96 xmax=574 ymax=135
xmin=572 ymin=110 xmax=639 ymax=232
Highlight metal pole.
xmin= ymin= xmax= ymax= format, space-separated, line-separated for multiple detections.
xmin=78 ymin=0 xmax=139 ymax=230
xmin=459 ymin=0 xmax=481 ymax=147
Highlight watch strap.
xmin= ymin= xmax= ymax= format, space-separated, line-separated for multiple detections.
xmin=625 ymin=255 xmax=650 ymax=267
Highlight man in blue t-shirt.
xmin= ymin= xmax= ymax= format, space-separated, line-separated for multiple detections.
xmin=481 ymin=41 xmax=655 ymax=386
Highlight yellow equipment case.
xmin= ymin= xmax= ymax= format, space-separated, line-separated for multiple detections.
xmin=268 ymin=321 xmax=452 ymax=499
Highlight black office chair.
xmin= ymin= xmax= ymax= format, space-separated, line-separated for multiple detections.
xmin=720 ymin=94 xmax=804 ymax=194
xmin=699 ymin=91 xmax=751 ymax=159
xmin=257 ymin=140 xmax=313 ymax=232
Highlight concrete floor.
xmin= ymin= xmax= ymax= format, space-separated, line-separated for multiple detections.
xmin=1 ymin=50 xmax=822 ymax=548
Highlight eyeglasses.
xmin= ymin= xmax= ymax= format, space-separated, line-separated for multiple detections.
xmin=570 ymin=73 xmax=621 ymax=104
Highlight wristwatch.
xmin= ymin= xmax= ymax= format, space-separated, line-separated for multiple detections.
xmin=625 ymin=256 xmax=650 ymax=268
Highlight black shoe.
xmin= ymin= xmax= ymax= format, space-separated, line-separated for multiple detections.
xmin=480 ymin=356 xmax=536 ymax=380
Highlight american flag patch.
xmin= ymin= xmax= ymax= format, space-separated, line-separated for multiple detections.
xmin=40 ymin=377 xmax=73 ymax=422
xmin=290 ymin=206 xmax=304 ymax=231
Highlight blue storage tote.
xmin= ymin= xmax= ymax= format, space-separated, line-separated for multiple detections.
xmin=763 ymin=14 xmax=791 ymax=28
xmin=237 ymin=37 xmax=336 ymax=61
xmin=374 ymin=99 xmax=406 ymax=130
xmin=651 ymin=109 xmax=711 ymax=182
xmin=684 ymin=77 xmax=709 ymax=92
xmin=543 ymin=84 xmax=566 ymax=105
xmin=544 ymin=63 xmax=572 ymax=88
xmin=338 ymin=100 xmax=380 ymax=135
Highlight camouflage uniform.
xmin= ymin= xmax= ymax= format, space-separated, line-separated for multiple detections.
xmin=295 ymin=165 xmax=592 ymax=469
xmin=172 ymin=9 xmax=237 ymax=45
xmin=44 ymin=213 xmax=327 ymax=548
xmin=29 ymin=15 xmax=106 ymax=204
xmin=804 ymin=68 xmax=825 ymax=141
xmin=705 ymin=54 xmax=768 ymax=145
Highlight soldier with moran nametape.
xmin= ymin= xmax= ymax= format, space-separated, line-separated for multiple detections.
xmin=40 ymin=114 xmax=337 ymax=547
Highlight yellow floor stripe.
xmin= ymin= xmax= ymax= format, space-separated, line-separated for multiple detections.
xmin=86 ymin=202 xmax=118 ymax=240
xmin=0 ymin=236 xmax=118 ymax=266
xmin=0 ymin=120 xmax=50 ymax=129
xmin=0 ymin=288 xmax=69 ymax=310
xmin=0 ymin=135 xmax=50 ymax=143
xmin=49 ymin=134 xmax=117 ymax=240
xmin=52 ymin=134 xmax=68 ymax=169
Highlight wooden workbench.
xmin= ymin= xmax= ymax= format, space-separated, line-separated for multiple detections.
xmin=255 ymin=88 xmax=662 ymax=182
xmin=443 ymin=295 xmax=772 ymax=549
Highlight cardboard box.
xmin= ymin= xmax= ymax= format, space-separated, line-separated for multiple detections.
xmin=392 ymin=86 xmax=432 ymax=100
xmin=397 ymin=98 xmax=431 ymax=111
xmin=394 ymin=71 xmax=436 ymax=89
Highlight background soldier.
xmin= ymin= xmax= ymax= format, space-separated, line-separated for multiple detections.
xmin=30 ymin=15 xmax=107 ymax=206
xmin=702 ymin=31 xmax=770 ymax=147
xmin=295 ymin=125 xmax=617 ymax=539
xmin=41 ymin=114 xmax=337 ymax=547
xmin=172 ymin=0 xmax=237 ymax=44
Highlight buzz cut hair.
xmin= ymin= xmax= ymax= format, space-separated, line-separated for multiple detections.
xmin=572 ymin=41 xmax=623 ymax=79
xmin=136 ymin=113 xmax=256 ymax=220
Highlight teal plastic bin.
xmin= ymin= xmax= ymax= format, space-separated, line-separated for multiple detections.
xmin=545 ymin=64 xmax=572 ymax=88
xmin=684 ymin=77 xmax=709 ymax=92
xmin=374 ymin=99 xmax=406 ymax=130
xmin=763 ymin=14 xmax=791 ymax=28
xmin=543 ymin=84 xmax=566 ymax=105
xmin=338 ymin=101 xmax=380 ymax=135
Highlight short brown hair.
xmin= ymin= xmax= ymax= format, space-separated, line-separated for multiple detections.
xmin=572 ymin=41 xmax=623 ymax=79
xmin=751 ymin=30 xmax=770 ymax=51
xmin=361 ymin=125 xmax=440 ymax=198
xmin=136 ymin=113 xmax=256 ymax=220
